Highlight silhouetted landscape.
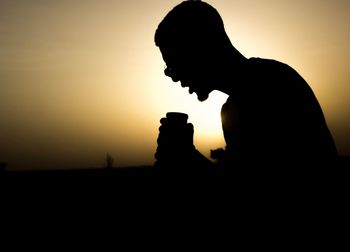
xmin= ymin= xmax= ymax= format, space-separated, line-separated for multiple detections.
xmin=3 ymin=156 xmax=349 ymax=176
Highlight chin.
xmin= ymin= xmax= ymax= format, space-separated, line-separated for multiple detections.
xmin=196 ymin=92 xmax=209 ymax=102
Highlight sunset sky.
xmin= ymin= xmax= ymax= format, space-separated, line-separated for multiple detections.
xmin=1 ymin=0 xmax=349 ymax=170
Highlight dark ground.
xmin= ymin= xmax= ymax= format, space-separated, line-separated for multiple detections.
xmin=2 ymin=157 xmax=348 ymax=190
xmin=2 ymin=158 xmax=348 ymax=245
xmin=2 ymin=158 xmax=348 ymax=221
xmin=2 ymin=156 xmax=349 ymax=175
xmin=2 ymin=156 xmax=349 ymax=172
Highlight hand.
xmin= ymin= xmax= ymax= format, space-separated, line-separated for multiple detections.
xmin=154 ymin=115 xmax=216 ymax=173
xmin=155 ymin=117 xmax=195 ymax=164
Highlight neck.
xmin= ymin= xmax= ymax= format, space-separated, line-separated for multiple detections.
xmin=213 ymin=45 xmax=249 ymax=95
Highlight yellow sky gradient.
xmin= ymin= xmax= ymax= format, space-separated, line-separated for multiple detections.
xmin=1 ymin=0 xmax=349 ymax=170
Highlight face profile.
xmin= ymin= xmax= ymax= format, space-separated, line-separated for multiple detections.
xmin=161 ymin=43 xmax=212 ymax=101
xmin=155 ymin=1 xmax=229 ymax=102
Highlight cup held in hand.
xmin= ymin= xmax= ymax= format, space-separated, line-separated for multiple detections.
xmin=166 ymin=112 xmax=188 ymax=125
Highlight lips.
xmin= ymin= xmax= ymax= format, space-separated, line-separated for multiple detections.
xmin=180 ymin=81 xmax=195 ymax=94
xmin=180 ymin=81 xmax=188 ymax=88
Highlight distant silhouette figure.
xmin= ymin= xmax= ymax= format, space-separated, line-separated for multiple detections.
xmin=154 ymin=0 xmax=337 ymax=172
xmin=105 ymin=153 xmax=114 ymax=169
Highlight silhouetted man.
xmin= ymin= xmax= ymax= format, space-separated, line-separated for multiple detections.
xmin=154 ymin=0 xmax=337 ymax=171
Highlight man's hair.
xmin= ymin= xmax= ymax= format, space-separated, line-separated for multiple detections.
xmin=155 ymin=0 xmax=227 ymax=48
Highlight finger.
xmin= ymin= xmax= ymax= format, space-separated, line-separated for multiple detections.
xmin=158 ymin=124 xmax=170 ymax=133
xmin=160 ymin=117 xmax=168 ymax=125
xmin=187 ymin=123 xmax=194 ymax=130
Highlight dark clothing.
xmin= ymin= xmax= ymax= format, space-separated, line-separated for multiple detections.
xmin=220 ymin=58 xmax=337 ymax=167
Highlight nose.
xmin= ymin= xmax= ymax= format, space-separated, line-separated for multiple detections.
xmin=164 ymin=67 xmax=180 ymax=82
xmin=164 ymin=67 xmax=172 ymax=77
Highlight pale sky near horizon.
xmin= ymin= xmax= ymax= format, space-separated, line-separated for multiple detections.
xmin=1 ymin=0 xmax=349 ymax=170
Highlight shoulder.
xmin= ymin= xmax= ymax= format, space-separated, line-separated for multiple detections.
xmin=221 ymin=96 xmax=234 ymax=114
xmin=249 ymin=57 xmax=313 ymax=95
xmin=249 ymin=57 xmax=290 ymax=67
xmin=249 ymin=57 xmax=297 ymax=76
xmin=220 ymin=95 xmax=238 ymax=131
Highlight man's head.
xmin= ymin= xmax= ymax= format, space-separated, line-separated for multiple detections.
xmin=155 ymin=0 xmax=232 ymax=101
